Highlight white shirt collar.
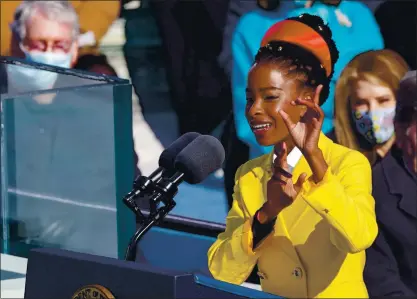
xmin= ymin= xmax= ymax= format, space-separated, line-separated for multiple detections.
xmin=273 ymin=147 xmax=303 ymax=172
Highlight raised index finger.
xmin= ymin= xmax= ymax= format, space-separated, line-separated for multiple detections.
xmin=294 ymin=98 xmax=316 ymax=109
xmin=294 ymin=98 xmax=324 ymax=122
xmin=274 ymin=142 xmax=290 ymax=171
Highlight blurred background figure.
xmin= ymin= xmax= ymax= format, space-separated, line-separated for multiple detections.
xmin=121 ymin=0 xmax=173 ymax=145
xmin=119 ymin=0 xmax=166 ymax=177
xmin=374 ymin=0 xmax=416 ymax=70
xmin=218 ymin=0 xmax=383 ymax=81
xmin=331 ymin=49 xmax=409 ymax=165
xmin=1 ymin=0 xmax=120 ymax=76
xmin=394 ymin=72 xmax=417 ymax=175
xmin=9 ymin=1 xmax=79 ymax=67
xmin=364 ymin=70 xmax=416 ymax=297
xmin=148 ymin=0 xmax=232 ymax=138
xmin=5 ymin=1 xmax=80 ymax=93
xmin=222 ymin=0 xmax=384 ymax=209
xmin=2 ymin=0 xmax=141 ymax=175
xmin=218 ymin=0 xmax=296 ymax=79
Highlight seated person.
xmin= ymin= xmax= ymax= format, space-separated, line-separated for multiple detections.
xmin=208 ymin=14 xmax=377 ymax=298
xmin=1 ymin=0 xmax=119 ymax=76
xmin=6 ymin=1 xmax=80 ymax=94
xmin=2 ymin=1 xmax=140 ymax=174
xmin=331 ymin=49 xmax=409 ymax=165
xmin=364 ymin=70 xmax=417 ymax=297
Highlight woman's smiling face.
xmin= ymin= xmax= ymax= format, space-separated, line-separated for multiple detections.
xmin=245 ymin=61 xmax=307 ymax=146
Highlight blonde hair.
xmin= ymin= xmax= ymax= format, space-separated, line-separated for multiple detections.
xmin=334 ymin=49 xmax=409 ymax=162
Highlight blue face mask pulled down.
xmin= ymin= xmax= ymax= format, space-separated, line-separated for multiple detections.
xmin=7 ymin=49 xmax=72 ymax=92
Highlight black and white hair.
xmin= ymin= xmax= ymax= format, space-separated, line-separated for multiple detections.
xmin=10 ymin=1 xmax=80 ymax=41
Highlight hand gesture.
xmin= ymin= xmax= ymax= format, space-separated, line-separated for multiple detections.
xmin=264 ymin=142 xmax=308 ymax=217
xmin=279 ymin=85 xmax=324 ymax=156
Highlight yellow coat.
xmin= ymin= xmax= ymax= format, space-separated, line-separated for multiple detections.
xmin=208 ymin=133 xmax=378 ymax=298
xmin=0 ymin=0 xmax=120 ymax=57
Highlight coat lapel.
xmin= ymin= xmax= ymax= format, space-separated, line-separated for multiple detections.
xmin=382 ymin=151 xmax=417 ymax=219
xmin=262 ymin=133 xmax=333 ymax=233
xmin=239 ymin=151 xmax=297 ymax=247
xmin=242 ymin=133 xmax=334 ymax=263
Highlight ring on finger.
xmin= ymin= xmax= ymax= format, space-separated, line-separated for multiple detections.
xmin=275 ymin=167 xmax=292 ymax=179
xmin=271 ymin=174 xmax=287 ymax=185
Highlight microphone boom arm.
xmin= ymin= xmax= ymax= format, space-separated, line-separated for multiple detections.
xmin=124 ymin=199 xmax=176 ymax=261
xmin=124 ymin=173 xmax=184 ymax=261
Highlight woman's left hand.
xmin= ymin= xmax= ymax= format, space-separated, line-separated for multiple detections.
xmin=279 ymin=85 xmax=324 ymax=157
xmin=279 ymin=85 xmax=328 ymax=183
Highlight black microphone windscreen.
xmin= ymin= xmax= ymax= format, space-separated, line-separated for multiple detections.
xmin=158 ymin=132 xmax=200 ymax=169
xmin=174 ymin=135 xmax=225 ymax=184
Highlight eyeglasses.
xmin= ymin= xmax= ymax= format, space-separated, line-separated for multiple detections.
xmin=21 ymin=39 xmax=73 ymax=53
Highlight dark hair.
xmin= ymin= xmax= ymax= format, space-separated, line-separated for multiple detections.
xmin=0 ymin=57 xmax=7 ymax=94
xmin=254 ymin=14 xmax=339 ymax=105
xmin=395 ymin=70 xmax=417 ymax=124
xmin=257 ymin=0 xmax=280 ymax=11
xmin=311 ymin=0 xmax=342 ymax=6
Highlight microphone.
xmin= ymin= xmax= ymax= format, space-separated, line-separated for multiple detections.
xmin=175 ymin=134 xmax=226 ymax=184
xmin=124 ymin=132 xmax=200 ymax=218
xmin=132 ymin=131 xmax=200 ymax=189
xmin=124 ymin=134 xmax=225 ymax=261
xmin=146 ymin=134 xmax=225 ymax=207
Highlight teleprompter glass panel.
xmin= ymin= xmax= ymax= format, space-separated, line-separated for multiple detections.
xmin=1 ymin=57 xmax=135 ymax=259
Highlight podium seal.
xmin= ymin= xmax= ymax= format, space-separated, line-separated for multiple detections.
xmin=72 ymin=284 xmax=115 ymax=299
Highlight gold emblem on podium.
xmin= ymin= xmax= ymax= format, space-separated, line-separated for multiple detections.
xmin=72 ymin=284 xmax=115 ymax=299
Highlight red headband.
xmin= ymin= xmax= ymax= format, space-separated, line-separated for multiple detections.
xmin=261 ymin=19 xmax=332 ymax=77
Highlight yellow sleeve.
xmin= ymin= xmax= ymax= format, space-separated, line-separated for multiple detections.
xmin=75 ymin=1 xmax=120 ymax=43
xmin=300 ymin=150 xmax=378 ymax=253
xmin=207 ymin=166 xmax=273 ymax=284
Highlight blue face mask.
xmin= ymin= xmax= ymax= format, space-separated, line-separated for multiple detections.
xmin=7 ymin=48 xmax=72 ymax=92
xmin=352 ymin=107 xmax=396 ymax=144
xmin=24 ymin=50 xmax=72 ymax=69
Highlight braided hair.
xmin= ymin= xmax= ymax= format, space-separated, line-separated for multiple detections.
xmin=254 ymin=14 xmax=339 ymax=105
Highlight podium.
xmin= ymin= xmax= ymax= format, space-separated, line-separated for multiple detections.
xmin=24 ymin=248 xmax=282 ymax=299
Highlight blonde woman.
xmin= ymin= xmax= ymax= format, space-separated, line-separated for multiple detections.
xmin=330 ymin=49 xmax=409 ymax=165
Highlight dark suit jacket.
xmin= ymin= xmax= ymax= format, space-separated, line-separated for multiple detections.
xmin=364 ymin=147 xmax=417 ymax=297
xmin=374 ymin=0 xmax=417 ymax=69
xmin=149 ymin=0 xmax=232 ymax=135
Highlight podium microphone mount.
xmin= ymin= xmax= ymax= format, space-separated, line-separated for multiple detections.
xmin=123 ymin=171 xmax=184 ymax=261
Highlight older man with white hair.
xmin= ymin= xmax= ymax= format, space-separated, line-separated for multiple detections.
xmin=5 ymin=1 xmax=81 ymax=92
xmin=10 ymin=1 xmax=80 ymax=70
xmin=2 ymin=0 xmax=120 ymax=75
xmin=5 ymin=1 xmax=167 ymax=177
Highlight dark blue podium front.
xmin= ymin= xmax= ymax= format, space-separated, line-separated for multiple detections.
xmin=24 ymin=248 xmax=281 ymax=299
